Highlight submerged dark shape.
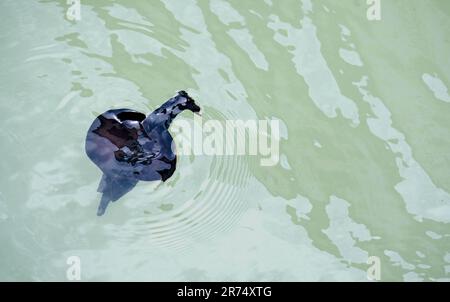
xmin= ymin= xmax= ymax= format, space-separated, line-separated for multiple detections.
xmin=85 ymin=90 xmax=201 ymax=216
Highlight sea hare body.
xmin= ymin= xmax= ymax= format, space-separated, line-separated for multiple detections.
xmin=85 ymin=91 xmax=200 ymax=216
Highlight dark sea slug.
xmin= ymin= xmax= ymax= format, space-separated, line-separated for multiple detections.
xmin=85 ymin=90 xmax=201 ymax=216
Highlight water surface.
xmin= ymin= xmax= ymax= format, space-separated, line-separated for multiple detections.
xmin=0 ymin=0 xmax=449 ymax=281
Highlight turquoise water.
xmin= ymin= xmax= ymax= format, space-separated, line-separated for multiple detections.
xmin=0 ymin=0 xmax=449 ymax=281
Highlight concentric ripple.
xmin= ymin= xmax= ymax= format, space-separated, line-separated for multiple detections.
xmin=103 ymin=109 xmax=253 ymax=252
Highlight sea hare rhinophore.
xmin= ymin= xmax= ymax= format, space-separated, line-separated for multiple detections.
xmin=85 ymin=90 xmax=201 ymax=216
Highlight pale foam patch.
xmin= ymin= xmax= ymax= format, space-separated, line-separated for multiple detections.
xmin=112 ymin=30 xmax=165 ymax=57
xmin=444 ymin=254 xmax=450 ymax=275
xmin=209 ymin=0 xmax=269 ymax=71
xmin=162 ymin=0 xmax=257 ymax=120
xmin=338 ymin=23 xmax=362 ymax=66
xmin=384 ymin=250 xmax=415 ymax=271
xmin=280 ymin=154 xmax=292 ymax=170
xmin=422 ymin=73 xmax=450 ymax=103
xmin=68 ymin=6 xmax=112 ymax=57
xmin=444 ymin=253 xmax=450 ymax=263
xmin=339 ymin=48 xmax=363 ymax=67
xmin=416 ymin=251 xmax=426 ymax=258
xmin=340 ymin=22 xmax=450 ymax=223
xmin=267 ymin=10 xmax=360 ymax=125
xmin=209 ymin=0 xmax=244 ymax=25
xmin=313 ymin=139 xmax=322 ymax=148
xmin=104 ymin=4 xmax=166 ymax=58
xmin=228 ymin=29 xmax=269 ymax=70
xmin=0 ymin=192 xmax=8 ymax=221
xmin=26 ymin=147 xmax=97 ymax=211
xmin=302 ymin=0 xmax=313 ymax=13
xmin=286 ymin=195 xmax=313 ymax=221
xmin=403 ymin=271 xmax=423 ymax=281
xmin=354 ymin=76 xmax=450 ymax=223
xmin=425 ymin=230 xmax=442 ymax=240
xmin=323 ymin=196 xmax=374 ymax=264
xmin=339 ymin=24 xmax=351 ymax=37
xmin=106 ymin=3 xmax=154 ymax=27
xmin=444 ymin=253 xmax=450 ymax=274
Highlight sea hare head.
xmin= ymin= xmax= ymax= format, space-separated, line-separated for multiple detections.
xmin=176 ymin=90 xmax=201 ymax=114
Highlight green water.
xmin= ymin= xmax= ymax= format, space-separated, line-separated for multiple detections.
xmin=1 ymin=0 xmax=449 ymax=281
